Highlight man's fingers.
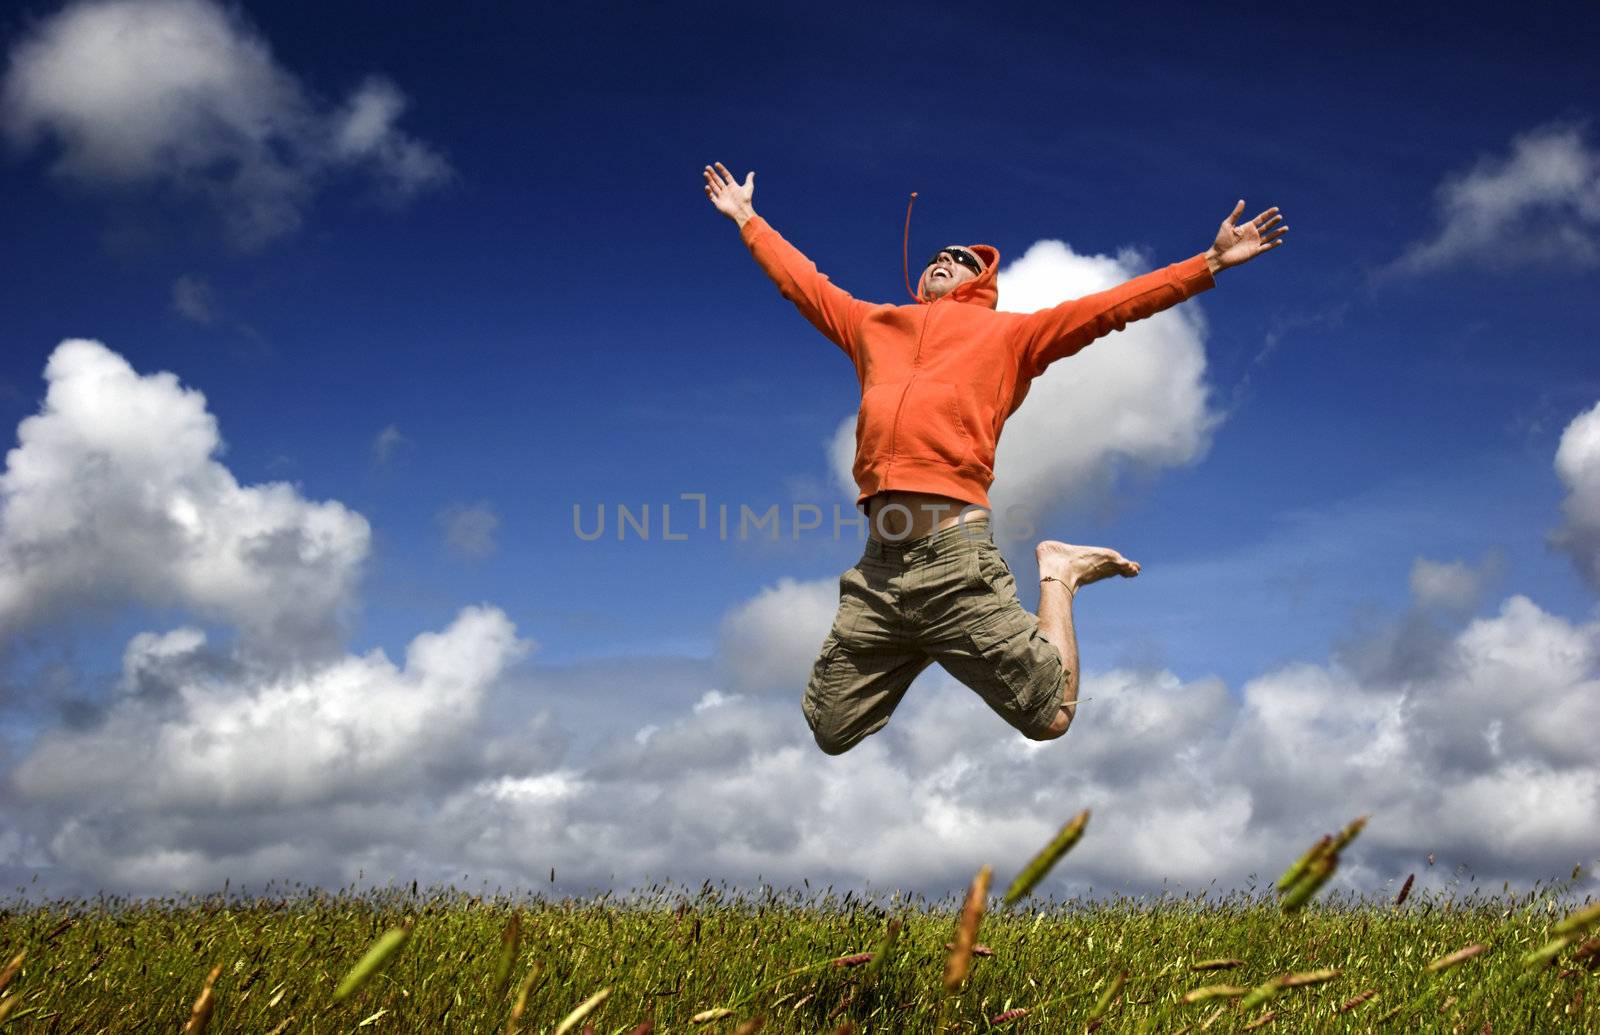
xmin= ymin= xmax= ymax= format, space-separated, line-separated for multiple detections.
xmin=743 ymin=171 xmax=755 ymax=192
xmin=715 ymin=161 xmax=737 ymax=186
xmin=1224 ymin=199 xmax=1245 ymax=226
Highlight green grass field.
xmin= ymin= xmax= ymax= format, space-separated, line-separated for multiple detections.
xmin=0 ymin=876 xmax=1595 ymax=1033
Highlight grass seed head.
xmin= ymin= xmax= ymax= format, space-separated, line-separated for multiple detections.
xmin=943 ymin=864 xmax=992 ymax=992
xmin=182 ymin=962 xmax=223 ymax=1035
xmin=1179 ymin=983 xmax=1248 ymax=1004
xmin=1553 ymin=901 xmax=1600 ymax=937
xmin=1002 ymin=809 xmax=1089 ymax=906
xmin=0 ymin=950 xmax=25 ymax=995
xmin=1085 ymin=969 xmax=1128 ymax=1022
xmin=1427 ymin=943 xmax=1488 ymax=973
xmin=492 ymin=912 xmax=521 ymax=998
xmin=553 ymin=987 xmax=611 ymax=1035
xmin=331 ymin=919 xmax=413 ymax=1003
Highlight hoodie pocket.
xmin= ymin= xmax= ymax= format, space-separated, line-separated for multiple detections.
xmin=893 ymin=379 xmax=973 ymax=466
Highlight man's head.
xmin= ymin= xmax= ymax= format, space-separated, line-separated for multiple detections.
xmin=921 ymin=245 xmax=987 ymax=300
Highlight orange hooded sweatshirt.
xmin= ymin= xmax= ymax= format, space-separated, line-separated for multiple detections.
xmin=739 ymin=215 xmax=1217 ymax=512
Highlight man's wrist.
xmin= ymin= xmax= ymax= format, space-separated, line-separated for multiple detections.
xmin=1203 ymin=248 xmax=1224 ymax=275
xmin=733 ymin=207 xmax=757 ymax=230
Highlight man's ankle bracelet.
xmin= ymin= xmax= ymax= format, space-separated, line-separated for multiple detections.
xmin=1041 ymin=575 xmax=1075 ymax=595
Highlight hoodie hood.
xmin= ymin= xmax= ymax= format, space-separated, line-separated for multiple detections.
xmin=915 ymin=243 xmax=1000 ymax=309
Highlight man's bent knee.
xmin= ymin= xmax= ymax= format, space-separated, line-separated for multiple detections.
xmin=1024 ymin=706 xmax=1072 ymax=741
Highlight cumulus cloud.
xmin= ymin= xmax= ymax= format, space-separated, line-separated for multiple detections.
xmin=1552 ymin=399 xmax=1600 ymax=587
xmin=0 ymin=339 xmax=369 ymax=659
xmin=0 ymin=0 xmax=451 ymax=247
xmin=10 ymin=563 xmax=1598 ymax=900
xmin=2 ymin=343 xmax=1596 ymax=903
xmin=1386 ymin=122 xmax=1600 ymax=276
xmin=829 ymin=240 xmax=1221 ymax=539
xmin=715 ymin=575 xmax=839 ymax=695
xmin=438 ymin=501 xmax=499 ymax=559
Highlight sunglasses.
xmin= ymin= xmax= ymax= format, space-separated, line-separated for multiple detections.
xmin=925 ymin=247 xmax=984 ymax=276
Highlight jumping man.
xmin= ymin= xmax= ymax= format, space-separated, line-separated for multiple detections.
xmin=703 ymin=161 xmax=1286 ymax=754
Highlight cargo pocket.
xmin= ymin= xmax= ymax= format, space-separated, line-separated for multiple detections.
xmin=964 ymin=608 xmax=1060 ymax=735
xmin=802 ymin=634 xmax=845 ymax=735
xmin=972 ymin=544 xmax=1020 ymax=605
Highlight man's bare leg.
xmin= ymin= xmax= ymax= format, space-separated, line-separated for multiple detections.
xmin=1032 ymin=541 xmax=1142 ymax=738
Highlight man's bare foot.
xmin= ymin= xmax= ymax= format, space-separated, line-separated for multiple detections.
xmin=1035 ymin=540 xmax=1140 ymax=592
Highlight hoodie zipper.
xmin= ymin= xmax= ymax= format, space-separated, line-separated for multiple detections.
xmin=884 ymin=295 xmax=939 ymax=479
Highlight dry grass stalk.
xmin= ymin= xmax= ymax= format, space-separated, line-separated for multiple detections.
xmin=1553 ymin=901 xmax=1600 ymax=937
xmin=942 ymin=942 xmax=994 ymax=957
xmin=1179 ymin=983 xmax=1247 ymax=1004
xmin=1189 ymin=958 xmax=1243 ymax=971
xmin=331 ymin=919 xmax=413 ymax=1003
xmin=623 ymin=1023 xmax=655 ymax=1035
xmin=1280 ymin=968 xmax=1340 ymax=987
xmin=1396 ymin=873 xmax=1415 ymax=906
xmin=865 ymin=919 xmax=902 ymax=981
xmin=492 ymin=912 xmax=521 ymax=999
xmin=692 ymin=1007 xmax=736 ymax=1024
xmin=831 ymin=953 xmax=873 ymax=968
xmin=505 ymin=960 xmax=546 ymax=1035
xmin=943 ymin=864 xmax=992 ymax=992
xmin=1003 ymin=809 xmax=1089 ymax=905
xmin=990 ymin=1007 xmax=1028 ymax=1023
xmin=264 ymin=1017 xmax=293 ymax=1035
xmin=1242 ymin=1010 xmax=1279 ymax=1031
xmin=1085 ymin=969 xmax=1127 ymax=1024
xmin=1338 ymin=988 xmax=1378 ymax=1012
xmin=1427 ymin=943 xmax=1488 ymax=973
xmin=553 ymin=987 xmax=610 ymax=1035
xmin=1521 ymin=935 xmax=1572 ymax=971
xmin=182 ymin=963 xmax=223 ymax=1035
xmin=731 ymin=1018 xmax=764 ymax=1035
xmin=0 ymin=950 xmax=24 ymax=995
xmin=1240 ymin=976 xmax=1284 ymax=1011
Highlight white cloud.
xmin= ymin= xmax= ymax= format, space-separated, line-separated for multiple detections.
xmin=2 ymin=345 xmax=1596 ymax=903
xmin=1387 ymin=122 xmax=1600 ymax=276
xmin=438 ymin=501 xmax=499 ymax=559
xmin=0 ymin=0 xmax=450 ymax=248
xmin=1409 ymin=556 xmax=1484 ymax=612
xmin=829 ymin=240 xmax=1221 ymax=537
xmin=372 ymin=423 xmax=406 ymax=465
xmin=14 ymin=605 xmax=528 ymax=811
xmin=1552 ymin=400 xmax=1600 ymax=587
xmin=0 ymin=339 xmax=369 ymax=658
xmin=715 ymin=575 xmax=839 ymax=695
xmin=170 ymin=275 xmax=214 ymax=324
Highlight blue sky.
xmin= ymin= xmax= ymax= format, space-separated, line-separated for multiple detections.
xmin=1 ymin=0 xmax=1598 ymax=899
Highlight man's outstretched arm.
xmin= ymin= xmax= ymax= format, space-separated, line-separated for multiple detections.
xmin=1012 ymin=200 xmax=1288 ymax=379
xmin=704 ymin=161 xmax=871 ymax=362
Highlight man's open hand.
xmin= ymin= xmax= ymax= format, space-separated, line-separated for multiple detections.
xmin=703 ymin=162 xmax=756 ymax=228
xmin=1205 ymin=201 xmax=1287 ymax=274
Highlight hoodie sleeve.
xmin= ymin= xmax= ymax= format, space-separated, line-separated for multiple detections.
xmin=1010 ymin=253 xmax=1216 ymax=380
xmin=740 ymin=215 xmax=870 ymax=361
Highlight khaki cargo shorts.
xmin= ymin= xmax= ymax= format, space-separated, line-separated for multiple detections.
xmin=803 ymin=514 xmax=1067 ymax=754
